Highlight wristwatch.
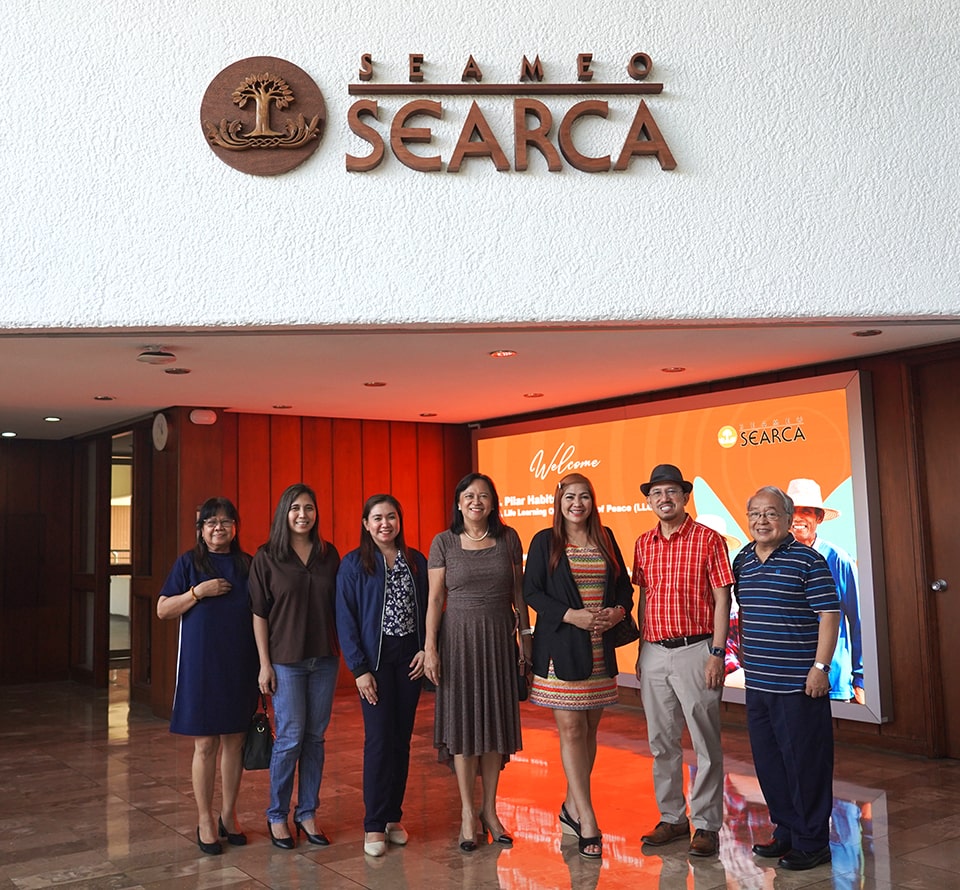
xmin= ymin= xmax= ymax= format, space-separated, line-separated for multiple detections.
xmin=709 ymin=646 xmax=724 ymax=658
xmin=813 ymin=661 xmax=830 ymax=674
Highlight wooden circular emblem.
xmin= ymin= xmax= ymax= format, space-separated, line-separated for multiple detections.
xmin=201 ymin=57 xmax=325 ymax=175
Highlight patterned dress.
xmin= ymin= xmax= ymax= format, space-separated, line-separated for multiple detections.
xmin=529 ymin=545 xmax=619 ymax=710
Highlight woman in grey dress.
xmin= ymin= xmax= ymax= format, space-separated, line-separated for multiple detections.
xmin=424 ymin=473 xmax=532 ymax=852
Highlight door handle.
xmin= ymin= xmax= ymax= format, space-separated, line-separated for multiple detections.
xmin=931 ymin=579 xmax=949 ymax=592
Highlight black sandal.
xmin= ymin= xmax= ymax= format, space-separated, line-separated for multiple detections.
xmin=559 ymin=803 xmax=582 ymax=838
xmin=578 ymin=835 xmax=602 ymax=859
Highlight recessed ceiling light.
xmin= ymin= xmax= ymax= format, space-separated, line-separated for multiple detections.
xmin=1 ymin=431 xmax=16 ymax=438
xmin=419 ymin=412 xmax=437 ymax=417
xmin=273 ymin=404 xmax=292 ymax=409
xmin=852 ymin=329 xmax=882 ymax=338
xmin=44 ymin=416 xmax=61 ymax=422
xmin=93 ymin=395 xmax=116 ymax=401
xmin=661 ymin=366 xmax=686 ymax=373
xmin=489 ymin=349 xmax=516 ymax=358
xmin=523 ymin=392 xmax=544 ymax=399
xmin=164 ymin=367 xmax=191 ymax=375
xmin=364 ymin=381 xmax=387 ymax=387
xmin=137 ymin=348 xmax=177 ymax=365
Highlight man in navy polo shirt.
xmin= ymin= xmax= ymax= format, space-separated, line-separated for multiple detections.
xmin=733 ymin=486 xmax=840 ymax=872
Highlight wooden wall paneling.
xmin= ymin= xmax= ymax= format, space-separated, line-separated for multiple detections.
xmin=0 ymin=444 xmax=41 ymax=681
xmin=416 ymin=425 xmax=448 ymax=546
xmin=269 ymin=415 xmax=304 ymax=507
xmin=361 ymin=419 xmax=393 ymax=504
xmin=388 ymin=422 xmax=422 ymax=551
xmin=302 ymin=417 xmax=334 ymax=537
xmin=442 ymin=424 xmax=472 ymax=510
xmin=129 ymin=423 xmax=154 ymax=703
xmin=174 ymin=407 xmax=226 ymax=554
xmin=846 ymin=358 xmax=931 ymax=752
xmin=149 ymin=431 xmax=181 ymax=718
xmin=219 ymin=412 xmax=240 ymax=508
xmin=330 ymin=418 xmax=363 ymax=556
xmin=236 ymin=414 xmax=272 ymax=551
xmin=36 ymin=441 xmax=73 ymax=681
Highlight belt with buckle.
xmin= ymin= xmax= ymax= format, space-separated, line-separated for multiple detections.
xmin=654 ymin=633 xmax=711 ymax=649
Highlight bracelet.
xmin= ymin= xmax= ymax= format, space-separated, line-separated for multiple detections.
xmin=520 ymin=628 xmax=533 ymax=636
xmin=190 ymin=586 xmax=199 ymax=602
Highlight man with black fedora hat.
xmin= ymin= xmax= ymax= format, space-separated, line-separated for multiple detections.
xmin=632 ymin=464 xmax=733 ymax=857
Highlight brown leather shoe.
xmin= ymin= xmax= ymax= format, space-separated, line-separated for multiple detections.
xmin=641 ymin=820 xmax=690 ymax=846
xmin=688 ymin=828 xmax=719 ymax=857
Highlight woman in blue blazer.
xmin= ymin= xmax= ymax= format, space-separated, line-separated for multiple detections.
xmin=336 ymin=494 xmax=428 ymax=858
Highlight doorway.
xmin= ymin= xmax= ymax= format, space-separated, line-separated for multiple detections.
xmin=109 ymin=432 xmax=133 ymax=666
xmin=914 ymin=354 xmax=960 ymax=757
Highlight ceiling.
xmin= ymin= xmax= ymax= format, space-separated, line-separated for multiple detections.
xmin=2 ymin=321 xmax=958 ymax=440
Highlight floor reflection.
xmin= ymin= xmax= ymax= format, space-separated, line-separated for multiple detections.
xmin=2 ymin=675 xmax=959 ymax=889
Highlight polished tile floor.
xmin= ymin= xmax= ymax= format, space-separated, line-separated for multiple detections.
xmin=3 ymin=672 xmax=960 ymax=889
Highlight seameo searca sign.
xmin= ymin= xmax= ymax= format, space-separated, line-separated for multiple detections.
xmin=201 ymin=53 xmax=675 ymax=176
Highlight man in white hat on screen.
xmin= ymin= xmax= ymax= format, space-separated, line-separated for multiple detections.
xmin=786 ymin=478 xmax=863 ymax=704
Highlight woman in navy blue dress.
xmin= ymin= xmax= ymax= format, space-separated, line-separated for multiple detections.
xmin=157 ymin=497 xmax=259 ymax=855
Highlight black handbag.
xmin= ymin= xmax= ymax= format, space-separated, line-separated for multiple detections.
xmin=516 ymin=639 xmax=532 ymax=702
xmin=242 ymin=693 xmax=273 ymax=771
xmin=605 ymin=612 xmax=641 ymax=648
xmin=518 ymin=652 xmax=530 ymax=701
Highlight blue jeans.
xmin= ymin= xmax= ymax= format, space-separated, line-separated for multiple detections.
xmin=268 ymin=656 xmax=339 ymax=824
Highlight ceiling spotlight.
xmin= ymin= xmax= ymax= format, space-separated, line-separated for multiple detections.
xmin=164 ymin=367 xmax=191 ymax=375
xmin=364 ymin=381 xmax=387 ymax=387
xmin=1 ymin=431 xmax=16 ymax=438
xmin=137 ymin=347 xmax=177 ymax=364
xmin=44 ymin=416 xmax=61 ymax=422
xmin=661 ymin=366 xmax=686 ymax=373
xmin=489 ymin=349 xmax=517 ymax=358
xmin=523 ymin=392 xmax=544 ymax=399
xmin=273 ymin=404 xmax=292 ymax=410
xmin=419 ymin=412 xmax=437 ymax=417
xmin=852 ymin=329 xmax=882 ymax=338
xmin=93 ymin=395 xmax=115 ymax=401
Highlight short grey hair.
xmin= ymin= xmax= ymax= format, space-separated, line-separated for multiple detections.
xmin=747 ymin=486 xmax=794 ymax=516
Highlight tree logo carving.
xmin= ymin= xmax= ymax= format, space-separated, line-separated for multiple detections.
xmin=201 ymin=58 xmax=325 ymax=175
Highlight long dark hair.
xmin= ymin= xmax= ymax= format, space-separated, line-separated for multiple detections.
xmin=359 ymin=494 xmax=417 ymax=576
xmin=449 ymin=472 xmax=506 ymax=538
xmin=265 ymin=483 xmax=326 ymax=562
xmin=192 ymin=497 xmax=251 ymax=577
xmin=548 ymin=473 xmax=620 ymax=577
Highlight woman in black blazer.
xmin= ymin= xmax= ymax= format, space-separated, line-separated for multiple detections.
xmin=523 ymin=473 xmax=634 ymax=860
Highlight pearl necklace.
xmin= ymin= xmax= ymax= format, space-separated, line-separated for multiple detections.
xmin=462 ymin=528 xmax=489 ymax=542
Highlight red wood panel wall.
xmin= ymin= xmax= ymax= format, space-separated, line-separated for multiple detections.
xmin=0 ymin=440 xmax=73 ymax=682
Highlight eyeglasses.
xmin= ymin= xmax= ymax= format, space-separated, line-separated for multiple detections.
xmin=747 ymin=510 xmax=782 ymax=522
xmin=203 ymin=518 xmax=235 ymax=529
xmin=647 ymin=487 xmax=683 ymax=499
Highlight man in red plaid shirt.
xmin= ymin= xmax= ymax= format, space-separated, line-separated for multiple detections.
xmin=632 ymin=464 xmax=733 ymax=858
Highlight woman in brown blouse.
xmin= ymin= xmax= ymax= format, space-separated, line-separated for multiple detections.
xmin=250 ymin=484 xmax=340 ymax=849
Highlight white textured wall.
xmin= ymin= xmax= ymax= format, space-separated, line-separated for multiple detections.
xmin=2 ymin=0 xmax=958 ymax=328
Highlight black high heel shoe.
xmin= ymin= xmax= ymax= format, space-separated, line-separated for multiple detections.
xmin=294 ymin=819 xmax=330 ymax=846
xmin=218 ymin=815 xmax=247 ymax=846
xmin=578 ymin=834 xmax=602 ymax=860
xmin=458 ymin=832 xmax=478 ymax=853
xmin=479 ymin=813 xmax=514 ymax=846
xmin=559 ymin=803 xmax=582 ymax=838
xmin=267 ymin=821 xmax=295 ymax=850
xmin=196 ymin=827 xmax=222 ymax=855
